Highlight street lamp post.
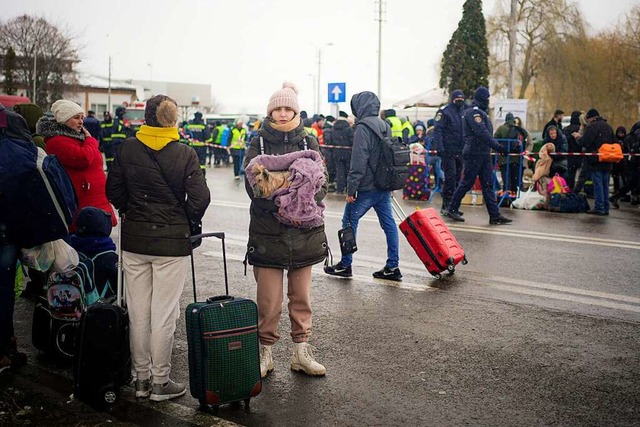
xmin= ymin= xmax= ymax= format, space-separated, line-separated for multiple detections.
xmin=316 ymin=42 xmax=333 ymax=114
xmin=307 ymin=73 xmax=317 ymax=115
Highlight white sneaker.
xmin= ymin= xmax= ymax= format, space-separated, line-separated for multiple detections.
xmin=260 ymin=344 xmax=274 ymax=378
xmin=290 ymin=343 xmax=326 ymax=376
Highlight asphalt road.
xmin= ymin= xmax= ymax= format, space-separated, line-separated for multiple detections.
xmin=6 ymin=165 xmax=640 ymax=426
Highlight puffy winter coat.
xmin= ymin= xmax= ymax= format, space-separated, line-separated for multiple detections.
xmin=243 ymin=118 xmax=328 ymax=269
xmin=37 ymin=116 xmax=117 ymax=227
xmin=433 ymin=90 xmax=465 ymax=154
xmin=106 ymin=136 xmax=210 ymax=257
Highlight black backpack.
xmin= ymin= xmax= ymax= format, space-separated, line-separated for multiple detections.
xmin=358 ymin=120 xmax=410 ymax=191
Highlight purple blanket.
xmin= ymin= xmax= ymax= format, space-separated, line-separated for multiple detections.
xmin=246 ymin=150 xmax=326 ymax=228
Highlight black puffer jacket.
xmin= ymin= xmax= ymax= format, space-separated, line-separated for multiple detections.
xmin=563 ymin=111 xmax=582 ymax=169
xmin=243 ymin=118 xmax=328 ymax=269
xmin=580 ymin=117 xmax=615 ymax=171
xmin=106 ymin=137 xmax=210 ymax=256
xmin=347 ymin=91 xmax=389 ymax=196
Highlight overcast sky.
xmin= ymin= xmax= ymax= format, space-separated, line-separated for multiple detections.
xmin=5 ymin=0 xmax=638 ymax=115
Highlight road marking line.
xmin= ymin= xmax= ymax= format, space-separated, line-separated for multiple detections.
xmin=210 ymin=200 xmax=640 ymax=250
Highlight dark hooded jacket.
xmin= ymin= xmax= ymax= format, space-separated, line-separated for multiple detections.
xmin=461 ymin=89 xmax=503 ymax=156
xmin=242 ymin=117 xmax=328 ymax=270
xmin=12 ymin=103 xmax=45 ymax=149
xmin=544 ymin=125 xmax=568 ymax=172
xmin=0 ymin=104 xmax=35 ymax=245
xmin=563 ymin=111 xmax=582 ymax=169
xmin=324 ymin=118 xmax=353 ymax=161
xmin=579 ymin=116 xmax=615 ymax=171
xmin=347 ymin=91 xmax=390 ymax=196
xmin=433 ymin=89 xmax=465 ymax=154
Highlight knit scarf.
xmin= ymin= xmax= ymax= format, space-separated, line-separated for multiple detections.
xmin=136 ymin=125 xmax=179 ymax=150
xmin=269 ymin=115 xmax=301 ymax=133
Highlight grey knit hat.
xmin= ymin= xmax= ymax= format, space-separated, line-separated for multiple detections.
xmin=267 ymin=82 xmax=300 ymax=116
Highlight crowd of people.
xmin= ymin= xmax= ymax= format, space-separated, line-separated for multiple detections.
xmin=2 ymin=82 xmax=639 ymax=399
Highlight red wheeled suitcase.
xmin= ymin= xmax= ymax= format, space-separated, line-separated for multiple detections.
xmin=391 ymin=198 xmax=467 ymax=278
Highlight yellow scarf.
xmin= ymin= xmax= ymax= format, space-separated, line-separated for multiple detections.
xmin=269 ymin=115 xmax=301 ymax=133
xmin=136 ymin=125 xmax=179 ymax=150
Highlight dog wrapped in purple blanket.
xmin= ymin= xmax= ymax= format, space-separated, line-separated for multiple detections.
xmin=245 ymin=150 xmax=326 ymax=228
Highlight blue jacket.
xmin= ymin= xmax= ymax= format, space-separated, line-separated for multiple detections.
xmin=462 ymin=103 xmax=502 ymax=156
xmin=433 ymin=90 xmax=465 ymax=154
xmin=83 ymin=116 xmax=102 ymax=140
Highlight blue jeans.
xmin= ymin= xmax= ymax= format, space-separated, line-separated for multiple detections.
xmin=591 ymin=169 xmax=611 ymax=213
xmin=340 ymin=190 xmax=399 ymax=269
xmin=0 ymin=243 xmax=19 ymax=355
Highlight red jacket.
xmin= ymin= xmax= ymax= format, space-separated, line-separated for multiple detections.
xmin=42 ymin=123 xmax=117 ymax=227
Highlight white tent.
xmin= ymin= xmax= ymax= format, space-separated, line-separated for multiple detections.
xmin=392 ymin=88 xmax=449 ymax=109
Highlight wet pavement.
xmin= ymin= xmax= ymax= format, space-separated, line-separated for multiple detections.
xmin=3 ymin=165 xmax=640 ymax=426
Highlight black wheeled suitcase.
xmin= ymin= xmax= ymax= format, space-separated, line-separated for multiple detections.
xmin=186 ymin=232 xmax=262 ymax=411
xmin=73 ymin=216 xmax=131 ymax=408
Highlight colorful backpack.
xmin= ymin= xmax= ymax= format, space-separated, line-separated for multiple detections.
xmin=547 ymin=173 xmax=570 ymax=195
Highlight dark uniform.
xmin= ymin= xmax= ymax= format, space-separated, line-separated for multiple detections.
xmin=446 ymin=87 xmax=512 ymax=225
xmin=433 ymin=89 xmax=465 ymax=213
xmin=186 ymin=112 xmax=210 ymax=177
xmin=106 ymin=107 xmax=130 ymax=171
xmin=100 ymin=112 xmax=114 ymax=166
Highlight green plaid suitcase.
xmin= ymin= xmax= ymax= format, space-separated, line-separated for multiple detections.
xmin=185 ymin=233 xmax=261 ymax=410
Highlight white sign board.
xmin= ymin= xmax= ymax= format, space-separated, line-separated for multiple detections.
xmin=493 ymin=98 xmax=528 ymax=128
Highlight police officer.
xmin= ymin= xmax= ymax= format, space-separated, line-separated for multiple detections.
xmin=100 ymin=111 xmax=114 ymax=167
xmin=446 ymin=87 xmax=512 ymax=225
xmin=105 ymin=106 xmax=130 ymax=171
xmin=433 ymin=89 xmax=466 ymax=215
xmin=186 ymin=112 xmax=210 ymax=177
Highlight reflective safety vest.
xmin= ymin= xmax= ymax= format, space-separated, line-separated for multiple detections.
xmin=100 ymin=122 xmax=113 ymax=142
xmin=229 ymin=127 xmax=247 ymax=150
xmin=402 ymin=120 xmax=415 ymax=138
xmin=111 ymin=120 xmax=127 ymax=141
xmin=304 ymin=127 xmax=318 ymax=137
xmin=214 ymin=125 xmax=225 ymax=144
xmin=387 ymin=116 xmax=403 ymax=138
xmin=186 ymin=122 xmax=207 ymax=142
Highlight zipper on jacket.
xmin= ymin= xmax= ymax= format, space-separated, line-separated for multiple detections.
xmin=284 ymin=133 xmax=289 ymax=143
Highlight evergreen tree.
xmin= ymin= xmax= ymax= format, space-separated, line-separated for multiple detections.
xmin=3 ymin=47 xmax=18 ymax=95
xmin=439 ymin=0 xmax=490 ymax=98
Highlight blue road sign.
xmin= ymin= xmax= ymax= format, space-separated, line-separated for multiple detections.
xmin=328 ymin=82 xmax=346 ymax=103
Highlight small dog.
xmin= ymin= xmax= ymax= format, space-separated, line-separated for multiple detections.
xmin=251 ymin=164 xmax=291 ymax=199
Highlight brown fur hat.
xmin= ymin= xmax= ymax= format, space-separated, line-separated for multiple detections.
xmin=145 ymin=94 xmax=178 ymax=127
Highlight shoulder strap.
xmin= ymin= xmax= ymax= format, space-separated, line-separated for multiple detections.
xmin=303 ymin=137 xmax=308 ymax=150
xmin=144 ymin=146 xmax=192 ymax=221
xmin=259 ymin=136 xmax=264 ymax=154
xmin=357 ymin=120 xmax=385 ymax=141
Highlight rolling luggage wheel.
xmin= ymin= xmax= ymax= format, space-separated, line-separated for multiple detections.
xmin=199 ymin=400 xmax=220 ymax=414
xmin=432 ymin=273 xmax=442 ymax=279
xmin=244 ymin=398 xmax=251 ymax=410
xmin=461 ymin=256 xmax=468 ymax=265
xmin=447 ymin=265 xmax=455 ymax=274
xmin=99 ymin=387 xmax=118 ymax=407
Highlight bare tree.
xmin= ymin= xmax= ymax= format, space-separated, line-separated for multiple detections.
xmin=0 ymin=15 xmax=79 ymax=109
xmin=487 ymin=0 xmax=585 ymax=99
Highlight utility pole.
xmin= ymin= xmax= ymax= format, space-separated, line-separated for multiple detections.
xmin=108 ymin=56 xmax=112 ymax=113
xmin=32 ymin=53 xmax=37 ymax=103
xmin=375 ymin=0 xmax=384 ymax=100
xmin=508 ymin=0 xmax=517 ymax=98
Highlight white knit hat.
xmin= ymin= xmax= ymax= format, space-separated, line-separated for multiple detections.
xmin=51 ymin=100 xmax=84 ymax=124
xmin=267 ymin=82 xmax=300 ymax=116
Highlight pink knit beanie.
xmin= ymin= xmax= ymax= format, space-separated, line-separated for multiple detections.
xmin=267 ymin=82 xmax=300 ymax=116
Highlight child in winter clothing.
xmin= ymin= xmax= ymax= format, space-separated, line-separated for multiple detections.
xmin=66 ymin=207 xmax=117 ymax=298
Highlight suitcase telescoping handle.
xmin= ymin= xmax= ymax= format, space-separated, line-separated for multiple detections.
xmin=390 ymin=195 xmax=407 ymax=222
xmin=189 ymin=232 xmax=229 ymax=303
xmin=116 ymin=214 xmax=124 ymax=308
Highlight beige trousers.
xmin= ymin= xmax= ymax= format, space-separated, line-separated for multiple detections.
xmin=123 ymin=251 xmax=187 ymax=384
xmin=253 ymin=266 xmax=313 ymax=345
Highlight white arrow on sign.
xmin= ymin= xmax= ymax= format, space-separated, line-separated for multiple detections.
xmin=331 ymin=85 xmax=343 ymax=101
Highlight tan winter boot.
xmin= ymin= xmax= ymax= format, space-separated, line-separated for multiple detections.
xmin=260 ymin=344 xmax=274 ymax=378
xmin=290 ymin=343 xmax=326 ymax=376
